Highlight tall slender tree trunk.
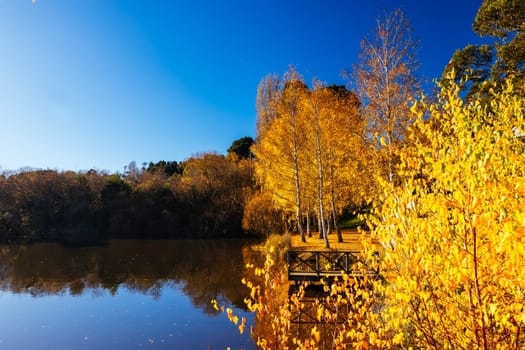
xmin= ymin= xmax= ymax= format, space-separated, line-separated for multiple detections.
xmin=387 ymin=131 xmax=394 ymax=184
xmin=292 ymin=120 xmax=306 ymax=243
xmin=317 ymin=195 xmax=327 ymax=248
xmin=306 ymin=201 xmax=311 ymax=238
xmin=317 ymin=215 xmax=323 ymax=239
xmin=328 ymin=162 xmax=343 ymax=243
xmin=331 ymin=196 xmax=342 ymax=243
xmin=313 ymin=103 xmax=329 ymax=249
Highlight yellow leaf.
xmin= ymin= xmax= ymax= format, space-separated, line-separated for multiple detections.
xmin=211 ymin=299 xmax=219 ymax=311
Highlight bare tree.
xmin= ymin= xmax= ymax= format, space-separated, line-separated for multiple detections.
xmin=353 ymin=8 xmax=421 ymax=183
xmin=255 ymin=74 xmax=280 ymax=138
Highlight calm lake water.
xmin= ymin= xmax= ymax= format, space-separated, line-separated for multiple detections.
xmin=0 ymin=239 xmax=258 ymax=349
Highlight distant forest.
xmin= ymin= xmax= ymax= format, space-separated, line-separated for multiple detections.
xmin=0 ymin=139 xmax=255 ymax=244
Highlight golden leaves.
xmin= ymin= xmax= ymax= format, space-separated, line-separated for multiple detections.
xmin=253 ymin=68 xmax=374 ymax=242
xmin=369 ymin=78 xmax=525 ymax=349
xmin=216 ymin=55 xmax=524 ymax=350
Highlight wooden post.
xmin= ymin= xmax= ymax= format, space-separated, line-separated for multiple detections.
xmin=315 ymin=252 xmax=320 ymax=279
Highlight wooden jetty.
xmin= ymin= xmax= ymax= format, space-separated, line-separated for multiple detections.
xmin=286 ymin=250 xmax=377 ymax=282
xmin=286 ymin=248 xmax=380 ymax=325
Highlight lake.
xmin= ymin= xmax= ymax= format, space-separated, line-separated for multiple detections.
xmin=0 ymin=239 xmax=258 ymax=349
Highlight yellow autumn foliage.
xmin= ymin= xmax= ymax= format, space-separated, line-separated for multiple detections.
xmin=219 ymin=79 xmax=525 ymax=350
xmin=369 ymin=77 xmax=525 ymax=349
xmin=253 ymin=68 xmax=375 ymax=245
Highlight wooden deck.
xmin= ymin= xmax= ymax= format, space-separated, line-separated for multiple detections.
xmin=286 ymin=250 xmax=377 ymax=282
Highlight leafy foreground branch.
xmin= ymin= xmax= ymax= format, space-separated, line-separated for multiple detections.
xmin=215 ymin=248 xmax=384 ymax=349
xmin=216 ymin=79 xmax=525 ymax=349
xmin=369 ymin=77 xmax=525 ymax=349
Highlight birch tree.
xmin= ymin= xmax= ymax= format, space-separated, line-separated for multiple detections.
xmin=252 ymin=69 xmax=309 ymax=242
xmin=255 ymin=74 xmax=280 ymax=137
xmin=354 ymin=8 xmax=421 ymax=183
xmin=321 ymin=85 xmax=367 ymax=242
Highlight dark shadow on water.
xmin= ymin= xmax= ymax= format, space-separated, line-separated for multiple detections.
xmin=0 ymin=239 xmax=259 ymax=313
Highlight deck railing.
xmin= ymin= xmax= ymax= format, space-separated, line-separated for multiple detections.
xmin=287 ymin=250 xmax=376 ymax=281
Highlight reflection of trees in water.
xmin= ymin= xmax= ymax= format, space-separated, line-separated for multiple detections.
xmin=0 ymin=239 xmax=257 ymax=313
xmin=241 ymin=252 xmax=372 ymax=349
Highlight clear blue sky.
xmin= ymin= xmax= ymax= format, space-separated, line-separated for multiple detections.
xmin=0 ymin=0 xmax=485 ymax=172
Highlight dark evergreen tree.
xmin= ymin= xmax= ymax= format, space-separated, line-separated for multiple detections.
xmin=442 ymin=0 xmax=525 ymax=97
xmin=227 ymin=136 xmax=255 ymax=160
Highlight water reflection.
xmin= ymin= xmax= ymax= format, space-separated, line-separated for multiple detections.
xmin=0 ymin=239 xmax=258 ymax=349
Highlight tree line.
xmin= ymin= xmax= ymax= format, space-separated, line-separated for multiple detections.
xmin=0 ymin=152 xmax=254 ymax=244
